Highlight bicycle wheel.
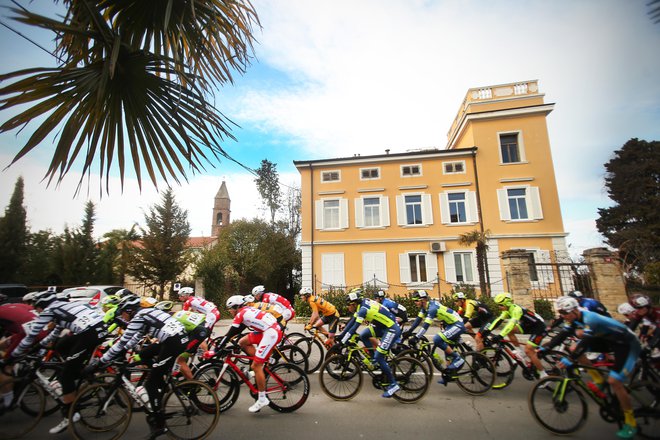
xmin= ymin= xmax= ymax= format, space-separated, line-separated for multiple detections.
xmin=528 ymin=376 xmax=588 ymax=435
xmin=539 ymin=349 xmax=566 ymax=377
xmin=263 ymin=363 xmax=309 ymax=413
xmin=193 ymin=361 xmax=241 ymax=413
xmin=70 ymin=383 xmax=132 ymax=440
xmin=396 ymin=349 xmax=434 ymax=381
xmin=293 ymin=337 xmax=325 ymax=373
xmin=0 ymin=377 xmax=45 ymax=439
xmin=274 ymin=344 xmax=309 ymax=373
xmin=390 ymin=356 xmax=430 ymax=403
xmin=163 ymin=380 xmax=219 ymax=440
xmin=481 ymin=347 xmax=515 ymax=389
xmin=319 ymin=354 xmax=363 ymax=401
xmin=453 ymin=351 xmax=495 ymax=396
xmin=629 ymin=381 xmax=660 ymax=440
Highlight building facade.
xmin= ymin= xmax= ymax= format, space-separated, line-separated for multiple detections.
xmin=294 ymin=80 xmax=570 ymax=298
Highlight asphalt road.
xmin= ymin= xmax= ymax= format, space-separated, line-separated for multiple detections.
xmin=25 ymin=321 xmax=617 ymax=440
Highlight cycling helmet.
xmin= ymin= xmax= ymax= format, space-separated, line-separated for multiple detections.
xmin=375 ymin=290 xmax=386 ymax=299
xmin=617 ymin=302 xmax=635 ymax=315
xmin=631 ymin=294 xmax=651 ymax=309
xmin=140 ymin=297 xmax=157 ymax=308
xmin=101 ymin=295 xmax=121 ymax=311
xmin=252 ymin=285 xmax=266 ymax=296
xmin=453 ymin=292 xmax=466 ymax=300
xmin=346 ymin=289 xmax=363 ymax=303
xmin=243 ymin=294 xmax=255 ymax=304
xmin=299 ymin=287 xmax=313 ymax=296
xmin=155 ymin=300 xmax=174 ymax=311
xmin=494 ymin=292 xmax=512 ymax=306
xmin=115 ymin=288 xmax=135 ymax=299
xmin=34 ymin=291 xmax=58 ymax=309
xmin=117 ymin=295 xmax=141 ymax=315
xmin=410 ymin=290 xmax=429 ymax=300
xmin=178 ymin=287 xmax=194 ymax=299
xmin=555 ymin=296 xmax=579 ymax=313
xmin=226 ymin=295 xmax=246 ymax=309
xmin=568 ymin=290 xmax=583 ymax=298
xmin=23 ymin=291 xmax=40 ymax=304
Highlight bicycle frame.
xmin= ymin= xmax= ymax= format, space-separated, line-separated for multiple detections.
xmin=211 ymin=351 xmax=287 ymax=396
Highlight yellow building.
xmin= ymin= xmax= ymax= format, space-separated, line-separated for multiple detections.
xmin=294 ymin=80 xmax=570 ymax=297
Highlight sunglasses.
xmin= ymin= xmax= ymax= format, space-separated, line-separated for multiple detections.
xmin=558 ymin=310 xmax=573 ymax=315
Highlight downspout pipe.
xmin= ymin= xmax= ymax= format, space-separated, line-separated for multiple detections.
xmin=471 ymin=146 xmax=491 ymax=295
xmin=309 ymin=163 xmax=314 ymax=290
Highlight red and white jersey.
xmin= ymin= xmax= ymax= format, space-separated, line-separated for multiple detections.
xmin=261 ymin=293 xmax=295 ymax=320
xmin=230 ymin=306 xmax=280 ymax=332
xmin=183 ymin=296 xmax=220 ymax=328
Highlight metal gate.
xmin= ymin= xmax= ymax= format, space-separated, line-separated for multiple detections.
xmin=528 ymin=262 xmax=593 ymax=300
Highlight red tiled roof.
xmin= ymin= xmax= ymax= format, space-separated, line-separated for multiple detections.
xmin=187 ymin=236 xmax=216 ymax=248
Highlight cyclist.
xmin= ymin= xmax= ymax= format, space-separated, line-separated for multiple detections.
xmin=252 ymin=285 xmax=296 ymax=323
xmin=453 ymin=291 xmax=493 ymax=350
xmin=554 ymin=296 xmax=641 ymax=439
xmin=84 ymin=295 xmax=189 ymax=440
xmin=178 ymin=287 xmax=220 ymax=335
xmin=244 ymin=294 xmax=286 ymax=328
xmin=337 ymin=288 xmax=402 ymax=398
xmin=404 ymin=290 xmax=466 ymax=376
xmin=374 ymin=290 xmax=409 ymax=325
xmin=6 ymin=291 xmax=107 ymax=434
xmin=617 ymin=302 xmax=636 ymax=327
xmin=569 ymin=290 xmax=611 ymax=317
xmin=216 ymin=295 xmax=284 ymax=413
xmin=628 ymin=294 xmax=659 ymax=350
xmin=172 ymin=309 xmax=210 ymax=379
xmin=479 ymin=292 xmax=549 ymax=379
xmin=299 ymin=287 xmax=340 ymax=345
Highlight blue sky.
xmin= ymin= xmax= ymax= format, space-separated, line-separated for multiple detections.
xmin=1 ymin=0 xmax=659 ymax=258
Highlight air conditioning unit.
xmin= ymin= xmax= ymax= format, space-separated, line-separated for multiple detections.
xmin=430 ymin=241 xmax=446 ymax=253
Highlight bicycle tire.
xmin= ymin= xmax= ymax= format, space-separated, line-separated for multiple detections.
xmin=453 ymin=351 xmax=495 ymax=396
xmin=163 ymin=380 xmax=219 ymax=440
xmin=319 ymin=354 xmax=363 ymax=401
xmin=263 ymin=363 xmax=309 ymax=413
xmin=396 ymin=348 xmax=434 ymax=381
xmin=481 ymin=347 xmax=515 ymax=389
xmin=193 ymin=361 xmax=241 ymax=413
xmin=274 ymin=344 xmax=309 ymax=373
xmin=390 ymin=356 xmax=430 ymax=403
xmin=629 ymin=380 xmax=660 ymax=440
xmin=70 ymin=382 xmax=132 ymax=440
xmin=528 ymin=376 xmax=588 ymax=435
xmin=282 ymin=332 xmax=306 ymax=344
xmin=0 ymin=377 xmax=45 ymax=439
xmin=293 ymin=337 xmax=325 ymax=373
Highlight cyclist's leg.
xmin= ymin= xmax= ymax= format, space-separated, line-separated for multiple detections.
xmin=609 ymin=339 xmax=642 ymax=438
xmin=375 ymin=325 xmax=401 ymax=396
xmin=249 ymin=328 xmax=281 ymax=412
xmin=435 ymin=322 xmax=466 ymax=365
xmin=525 ymin=322 xmax=548 ymax=376
xmin=324 ymin=313 xmax=340 ymax=344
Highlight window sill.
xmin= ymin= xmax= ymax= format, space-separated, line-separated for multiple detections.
xmin=357 ymin=226 xmax=387 ymax=230
xmin=503 ymin=219 xmax=539 ymax=223
xmin=443 ymin=222 xmax=479 ymax=226
xmin=400 ymin=224 xmax=430 ymax=228
xmin=318 ymin=228 xmax=348 ymax=231
xmin=499 ymin=161 xmax=529 ymax=166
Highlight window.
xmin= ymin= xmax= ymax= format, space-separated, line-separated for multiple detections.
xmin=497 ymin=186 xmax=543 ymax=221
xmin=507 ymin=188 xmax=528 ymax=220
xmin=401 ymin=164 xmax=421 ymax=177
xmin=443 ymin=161 xmax=465 ymax=174
xmin=323 ymin=200 xmax=340 ymax=228
xmin=360 ymin=167 xmax=380 ymax=180
xmin=315 ymin=198 xmax=349 ymax=230
xmin=454 ymin=252 xmax=475 ymax=283
xmin=363 ymin=197 xmax=380 ymax=227
xmin=440 ymin=191 xmax=477 ymax=224
xmin=405 ymin=195 xmax=423 ymax=225
xmin=399 ymin=252 xmax=438 ymax=285
xmin=321 ymin=170 xmax=340 ymax=182
xmin=363 ymin=252 xmax=387 ymax=286
xmin=322 ymin=253 xmax=345 ymax=287
xmin=355 ymin=196 xmax=390 ymax=228
xmin=409 ymin=254 xmax=428 ymax=283
xmin=499 ymin=133 xmax=522 ymax=164
xmin=396 ymin=194 xmax=433 ymax=226
xmin=448 ymin=193 xmax=467 ymax=223
xmin=527 ymin=252 xmax=539 ymax=282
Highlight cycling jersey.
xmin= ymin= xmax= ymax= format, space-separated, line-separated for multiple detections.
xmin=340 ymin=299 xmax=398 ymax=342
xmin=261 ymin=292 xmax=295 ymax=321
xmin=460 ymin=299 xmax=492 ymax=320
xmin=221 ymin=306 xmax=283 ymax=363
xmin=578 ymin=297 xmax=611 ymax=317
xmin=182 ymin=296 xmax=220 ymax=328
xmin=306 ymin=295 xmax=338 ymax=317
xmin=0 ymin=303 xmax=39 ymax=359
xmin=486 ymin=303 xmax=545 ymax=338
xmin=173 ymin=310 xmax=206 ymax=332
xmin=381 ymin=298 xmax=409 ymax=324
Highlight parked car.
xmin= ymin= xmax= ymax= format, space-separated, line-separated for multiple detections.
xmin=57 ymin=285 xmax=124 ymax=307
xmin=0 ymin=284 xmax=29 ymax=303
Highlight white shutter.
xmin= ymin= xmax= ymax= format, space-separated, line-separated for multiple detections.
xmin=315 ymin=200 xmax=323 ymax=229
xmin=396 ymin=195 xmax=406 ymax=225
xmin=381 ymin=196 xmax=390 ymax=227
xmin=354 ymin=198 xmax=364 ymax=228
xmin=422 ymin=194 xmax=434 ymax=225
xmin=536 ymin=250 xmax=554 ymax=284
xmin=339 ymin=198 xmax=349 ymax=229
xmin=425 ymin=253 xmax=439 ymax=284
xmin=322 ymin=254 xmax=345 ymax=287
xmin=444 ymin=252 xmax=457 ymax=283
xmin=399 ymin=253 xmax=411 ymax=283
xmin=467 ymin=191 xmax=478 ymax=223
xmin=364 ymin=252 xmax=387 ymax=286
xmin=529 ymin=187 xmax=544 ymax=220
xmin=497 ymin=189 xmax=511 ymax=221
xmin=439 ymin=193 xmax=450 ymax=224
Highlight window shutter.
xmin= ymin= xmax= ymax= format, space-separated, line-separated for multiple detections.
xmin=399 ymin=253 xmax=411 ymax=283
xmin=422 ymin=194 xmax=434 ymax=225
xmin=340 ymin=198 xmax=349 ymax=229
xmin=467 ymin=191 xmax=478 ymax=223
xmin=529 ymin=187 xmax=544 ymax=220
xmin=536 ymin=250 xmax=554 ymax=284
xmin=439 ymin=193 xmax=450 ymax=224
xmin=381 ymin=196 xmax=390 ymax=227
xmin=315 ymin=200 xmax=323 ymax=229
xmin=354 ymin=198 xmax=364 ymax=228
xmin=444 ymin=252 xmax=457 ymax=283
xmin=425 ymin=253 xmax=439 ymax=284
xmin=363 ymin=252 xmax=387 ymax=286
xmin=396 ymin=195 xmax=406 ymax=225
xmin=497 ymin=189 xmax=511 ymax=221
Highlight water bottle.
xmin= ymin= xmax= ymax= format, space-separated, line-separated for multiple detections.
xmin=135 ymin=386 xmax=151 ymax=410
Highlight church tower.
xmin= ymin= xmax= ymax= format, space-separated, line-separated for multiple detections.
xmin=211 ymin=180 xmax=231 ymax=237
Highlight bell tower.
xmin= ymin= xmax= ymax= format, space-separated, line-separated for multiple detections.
xmin=211 ymin=180 xmax=230 ymax=237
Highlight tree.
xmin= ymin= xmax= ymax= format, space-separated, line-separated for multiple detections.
xmin=458 ymin=229 xmax=491 ymax=298
xmin=0 ymin=1 xmax=260 ymax=193
xmin=22 ymin=230 xmax=60 ymax=286
xmin=255 ymin=159 xmax=282 ymax=224
xmin=129 ymin=188 xmax=191 ymax=300
xmin=98 ymin=226 xmax=139 ymax=285
xmin=0 ymin=177 xmax=27 ymax=282
xmin=596 ymin=138 xmax=660 ymax=273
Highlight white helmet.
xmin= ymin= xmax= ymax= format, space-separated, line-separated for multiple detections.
xmin=178 ymin=287 xmax=194 ymax=298
xmin=568 ymin=290 xmax=583 ymax=298
xmin=299 ymin=287 xmax=313 ymax=296
xmin=226 ymin=295 xmax=246 ymax=309
xmin=556 ymin=296 xmax=579 ymax=313
xmin=453 ymin=292 xmax=466 ymax=300
xmin=23 ymin=291 xmax=40 ymax=304
xmin=617 ymin=302 xmax=635 ymax=315
xmin=252 ymin=285 xmax=266 ymax=296
xmin=243 ymin=294 xmax=255 ymax=303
